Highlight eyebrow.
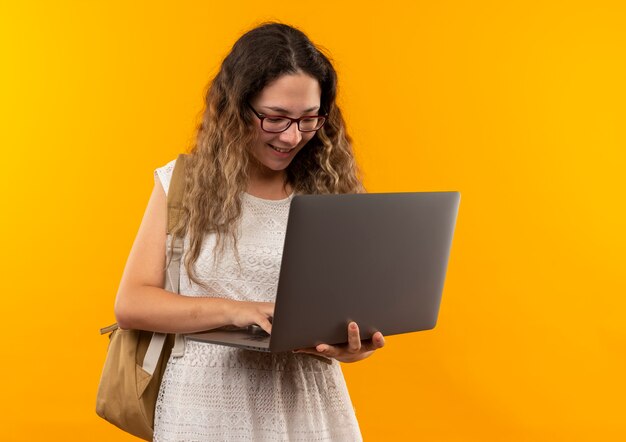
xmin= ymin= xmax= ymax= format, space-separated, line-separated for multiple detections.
xmin=261 ymin=105 xmax=320 ymax=114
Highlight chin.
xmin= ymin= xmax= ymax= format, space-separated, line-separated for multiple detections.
xmin=265 ymin=160 xmax=294 ymax=171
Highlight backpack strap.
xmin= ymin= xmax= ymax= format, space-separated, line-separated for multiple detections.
xmin=167 ymin=153 xmax=188 ymax=234
xmin=165 ymin=153 xmax=188 ymax=358
xmin=141 ymin=154 xmax=190 ymax=368
xmin=101 ymin=155 xmax=191 ymax=372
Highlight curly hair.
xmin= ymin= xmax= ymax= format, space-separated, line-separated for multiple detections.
xmin=170 ymin=22 xmax=364 ymax=289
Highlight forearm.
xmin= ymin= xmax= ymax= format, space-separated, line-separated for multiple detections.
xmin=114 ymin=285 xmax=233 ymax=334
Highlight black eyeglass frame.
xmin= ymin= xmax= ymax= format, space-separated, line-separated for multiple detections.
xmin=247 ymin=103 xmax=327 ymax=133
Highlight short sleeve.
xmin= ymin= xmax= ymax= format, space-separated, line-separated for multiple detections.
xmin=154 ymin=158 xmax=177 ymax=196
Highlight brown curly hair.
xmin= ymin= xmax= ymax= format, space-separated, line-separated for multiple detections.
xmin=170 ymin=22 xmax=364 ymax=289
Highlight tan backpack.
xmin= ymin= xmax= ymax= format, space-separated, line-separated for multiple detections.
xmin=96 ymin=153 xmax=188 ymax=441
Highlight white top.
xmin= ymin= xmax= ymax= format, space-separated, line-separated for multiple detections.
xmin=153 ymin=159 xmax=362 ymax=441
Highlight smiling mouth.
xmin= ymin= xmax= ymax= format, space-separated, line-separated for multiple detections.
xmin=268 ymin=144 xmax=294 ymax=154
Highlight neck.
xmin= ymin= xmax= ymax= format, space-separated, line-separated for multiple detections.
xmin=247 ymin=163 xmax=291 ymax=200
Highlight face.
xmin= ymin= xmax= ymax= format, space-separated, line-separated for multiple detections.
xmin=248 ymin=72 xmax=322 ymax=174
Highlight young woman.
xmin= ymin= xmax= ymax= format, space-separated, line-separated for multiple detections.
xmin=114 ymin=22 xmax=385 ymax=441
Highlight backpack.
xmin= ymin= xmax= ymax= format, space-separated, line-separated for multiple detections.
xmin=95 ymin=153 xmax=188 ymax=440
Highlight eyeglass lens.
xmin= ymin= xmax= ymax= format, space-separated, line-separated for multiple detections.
xmin=263 ymin=116 xmax=325 ymax=132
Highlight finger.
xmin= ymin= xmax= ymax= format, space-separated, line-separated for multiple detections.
xmin=347 ymin=322 xmax=361 ymax=353
xmin=257 ymin=316 xmax=273 ymax=334
xmin=373 ymin=332 xmax=385 ymax=348
xmin=362 ymin=332 xmax=385 ymax=352
xmin=315 ymin=343 xmax=340 ymax=358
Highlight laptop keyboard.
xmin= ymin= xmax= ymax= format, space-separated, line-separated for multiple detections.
xmin=244 ymin=334 xmax=270 ymax=342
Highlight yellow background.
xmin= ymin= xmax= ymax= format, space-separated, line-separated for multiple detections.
xmin=1 ymin=1 xmax=624 ymax=441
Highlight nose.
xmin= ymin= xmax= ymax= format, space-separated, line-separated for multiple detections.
xmin=278 ymin=122 xmax=302 ymax=147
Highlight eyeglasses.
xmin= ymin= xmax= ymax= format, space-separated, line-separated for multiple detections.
xmin=248 ymin=103 xmax=327 ymax=133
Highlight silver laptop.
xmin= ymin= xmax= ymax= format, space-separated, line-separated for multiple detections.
xmin=188 ymin=192 xmax=460 ymax=353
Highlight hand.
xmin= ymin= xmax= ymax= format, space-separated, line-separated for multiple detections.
xmin=227 ymin=300 xmax=275 ymax=334
xmin=294 ymin=322 xmax=385 ymax=363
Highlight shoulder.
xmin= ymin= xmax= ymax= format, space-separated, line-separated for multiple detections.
xmin=153 ymin=158 xmax=177 ymax=196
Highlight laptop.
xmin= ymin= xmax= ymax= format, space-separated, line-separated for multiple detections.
xmin=187 ymin=191 xmax=461 ymax=353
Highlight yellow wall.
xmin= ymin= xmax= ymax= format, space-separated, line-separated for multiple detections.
xmin=1 ymin=1 xmax=624 ymax=440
